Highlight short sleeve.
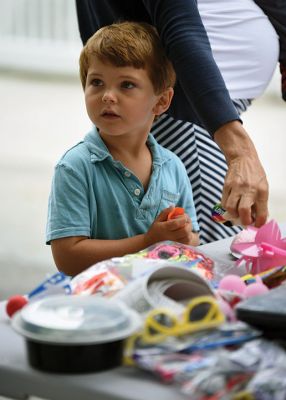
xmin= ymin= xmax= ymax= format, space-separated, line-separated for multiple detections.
xmin=46 ymin=163 xmax=92 ymax=243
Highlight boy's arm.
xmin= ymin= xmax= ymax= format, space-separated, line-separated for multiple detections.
xmin=51 ymin=208 xmax=199 ymax=277
xmin=51 ymin=235 xmax=148 ymax=277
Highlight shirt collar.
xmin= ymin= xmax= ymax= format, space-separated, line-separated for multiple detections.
xmin=147 ymin=133 xmax=171 ymax=167
xmin=84 ymin=126 xmax=171 ymax=166
xmin=84 ymin=127 xmax=112 ymax=163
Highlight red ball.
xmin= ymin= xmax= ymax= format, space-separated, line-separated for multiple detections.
xmin=6 ymin=295 xmax=28 ymax=318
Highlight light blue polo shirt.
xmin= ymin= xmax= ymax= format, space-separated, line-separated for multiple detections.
xmin=46 ymin=128 xmax=199 ymax=243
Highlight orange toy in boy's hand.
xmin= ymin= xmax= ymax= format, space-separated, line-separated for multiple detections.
xmin=167 ymin=207 xmax=185 ymax=220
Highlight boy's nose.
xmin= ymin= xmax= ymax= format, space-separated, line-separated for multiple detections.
xmin=102 ymin=90 xmax=116 ymax=103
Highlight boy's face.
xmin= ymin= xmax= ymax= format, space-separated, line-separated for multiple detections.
xmin=84 ymin=57 xmax=171 ymax=139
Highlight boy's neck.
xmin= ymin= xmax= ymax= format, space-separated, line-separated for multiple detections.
xmin=100 ymin=130 xmax=149 ymax=159
xmin=100 ymin=133 xmax=153 ymax=191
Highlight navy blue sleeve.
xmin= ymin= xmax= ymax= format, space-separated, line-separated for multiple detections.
xmin=75 ymin=0 xmax=240 ymax=135
xmin=142 ymin=0 xmax=239 ymax=134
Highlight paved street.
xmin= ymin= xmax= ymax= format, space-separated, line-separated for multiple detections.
xmin=0 ymin=70 xmax=285 ymax=301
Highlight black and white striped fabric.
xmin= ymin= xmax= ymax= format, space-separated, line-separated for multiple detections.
xmin=151 ymin=99 xmax=252 ymax=245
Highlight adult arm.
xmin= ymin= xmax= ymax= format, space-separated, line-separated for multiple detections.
xmin=214 ymin=121 xmax=268 ymax=227
xmin=142 ymin=0 xmax=269 ymax=226
xmin=142 ymin=0 xmax=239 ymax=134
xmin=215 ymin=0 xmax=286 ymax=225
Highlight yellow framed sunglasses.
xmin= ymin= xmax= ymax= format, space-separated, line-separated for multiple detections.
xmin=142 ymin=295 xmax=225 ymax=344
xmin=124 ymin=295 xmax=225 ymax=365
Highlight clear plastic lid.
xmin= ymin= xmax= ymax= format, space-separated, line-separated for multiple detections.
xmin=12 ymin=295 xmax=141 ymax=344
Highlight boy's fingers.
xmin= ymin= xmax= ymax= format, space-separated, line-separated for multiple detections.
xmin=156 ymin=206 xmax=174 ymax=222
xmin=167 ymin=206 xmax=185 ymax=220
xmin=167 ymin=215 xmax=189 ymax=231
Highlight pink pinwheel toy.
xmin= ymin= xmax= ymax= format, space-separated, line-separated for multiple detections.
xmin=231 ymin=220 xmax=286 ymax=275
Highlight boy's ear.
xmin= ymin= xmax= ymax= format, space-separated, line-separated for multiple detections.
xmin=153 ymin=88 xmax=174 ymax=116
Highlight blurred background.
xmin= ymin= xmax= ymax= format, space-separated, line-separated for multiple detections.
xmin=0 ymin=0 xmax=285 ymax=301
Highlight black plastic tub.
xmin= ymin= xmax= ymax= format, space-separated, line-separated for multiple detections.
xmin=26 ymin=338 xmax=125 ymax=373
xmin=12 ymin=295 xmax=141 ymax=373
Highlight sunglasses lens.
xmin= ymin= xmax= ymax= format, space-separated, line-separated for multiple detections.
xmin=147 ymin=312 xmax=176 ymax=335
xmin=155 ymin=312 xmax=175 ymax=326
xmin=188 ymin=301 xmax=213 ymax=322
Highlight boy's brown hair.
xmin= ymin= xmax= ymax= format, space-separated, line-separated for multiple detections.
xmin=79 ymin=21 xmax=176 ymax=94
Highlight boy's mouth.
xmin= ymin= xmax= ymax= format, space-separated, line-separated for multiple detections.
xmin=101 ymin=110 xmax=120 ymax=118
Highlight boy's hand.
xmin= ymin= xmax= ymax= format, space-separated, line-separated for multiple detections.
xmin=144 ymin=207 xmax=199 ymax=246
xmin=167 ymin=206 xmax=185 ymax=220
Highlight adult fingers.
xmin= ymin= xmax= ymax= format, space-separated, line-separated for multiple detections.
xmin=251 ymin=194 xmax=268 ymax=228
xmin=221 ymin=156 xmax=268 ymax=226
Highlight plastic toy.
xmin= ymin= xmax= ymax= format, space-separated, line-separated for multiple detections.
xmin=218 ymin=275 xmax=246 ymax=294
xmin=6 ymin=272 xmax=71 ymax=318
xmin=211 ymin=203 xmax=242 ymax=226
xmin=6 ymin=295 xmax=28 ymax=318
xmin=138 ymin=295 xmax=224 ymax=344
xmin=231 ymin=220 xmax=286 ymax=274
xmin=167 ymin=207 xmax=185 ymax=220
xmin=243 ymin=282 xmax=269 ymax=297
xmin=218 ymin=274 xmax=269 ymax=299
xmin=127 ymin=240 xmax=214 ymax=280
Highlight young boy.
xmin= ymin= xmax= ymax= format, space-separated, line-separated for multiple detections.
xmin=46 ymin=22 xmax=200 ymax=276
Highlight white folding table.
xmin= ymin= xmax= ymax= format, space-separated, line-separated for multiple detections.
xmin=0 ymin=229 xmax=283 ymax=400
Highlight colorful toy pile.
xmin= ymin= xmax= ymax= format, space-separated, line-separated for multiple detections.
xmin=6 ymin=220 xmax=286 ymax=398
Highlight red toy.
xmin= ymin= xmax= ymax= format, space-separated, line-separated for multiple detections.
xmin=167 ymin=207 xmax=185 ymax=220
xmin=6 ymin=295 xmax=28 ymax=318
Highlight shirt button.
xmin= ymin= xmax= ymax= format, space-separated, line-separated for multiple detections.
xmin=134 ymin=188 xmax=141 ymax=196
xmin=124 ymin=171 xmax=131 ymax=177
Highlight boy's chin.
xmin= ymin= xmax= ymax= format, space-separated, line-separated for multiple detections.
xmin=97 ymin=127 xmax=126 ymax=137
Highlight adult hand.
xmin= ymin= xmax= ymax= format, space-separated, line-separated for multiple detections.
xmin=214 ymin=121 xmax=268 ymax=227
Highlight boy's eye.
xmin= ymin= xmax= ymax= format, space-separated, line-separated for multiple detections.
xmin=121 ymin=81 xmax=135 ymax=89
xmin=91 ymin=79 xmax=103 ymax=87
